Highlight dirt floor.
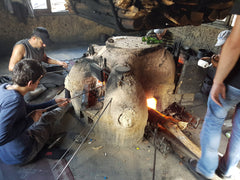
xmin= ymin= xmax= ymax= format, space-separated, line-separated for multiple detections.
xmin=0 ymin=45 xmax=240 ymax=180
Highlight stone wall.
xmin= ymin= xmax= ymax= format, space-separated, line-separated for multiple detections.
xmin=0 ymin=1 xmax=116 ymax=56
xmin=0 ymin=1 xmax=231 ymax=57
xmin=169 ymin=24 xmax=231 ymax=54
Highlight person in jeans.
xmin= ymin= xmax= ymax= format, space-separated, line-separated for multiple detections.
xmin=188 ymin=2 xmax=240 ymax=179
xmin=0 ymin=59 xmax=70 ymax=165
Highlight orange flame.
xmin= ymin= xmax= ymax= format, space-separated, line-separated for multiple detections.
xmin=147 ymin=97 xmax=157 ymax=110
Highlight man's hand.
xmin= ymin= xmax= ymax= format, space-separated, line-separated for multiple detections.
xmin=46 ymin=55 xmax=68 ymax=68
xmin=211 ymin=54 xmax=219 ymax=68
xmin=210 ymin=82 xmax=226 ymax=107
xmin=59 ymin=61 xmax=68 ymax=68
xmin=31 ymin=109 xmax=46 ymax=122
xmin=55 ymin=98 xmax=71 ymax=107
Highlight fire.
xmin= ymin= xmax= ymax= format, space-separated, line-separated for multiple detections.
xmin=147 ymin=97 xmax=157 ymax=110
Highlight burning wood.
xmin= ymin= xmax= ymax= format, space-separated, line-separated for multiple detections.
xmin=146 ymin=103 xmax=201 ymax=159
xmin=148 ymin=106 xmax=188 ymax=131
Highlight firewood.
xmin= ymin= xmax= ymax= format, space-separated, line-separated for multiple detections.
xmin=148 ymin=108 xmax=201 ymax=158
xmin=161 ymin=122 xmax=201 ymax=158
xmin=148 ymin=108 xmax=188 ymax=130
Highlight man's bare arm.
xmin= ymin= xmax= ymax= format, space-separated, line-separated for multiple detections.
xmin=43 ymin=53 xmax=68 ymax=68
xmin=211 ymin=15 xmax=240 ymax=106
xmin=8 ymin=44 xmax=25 ymax=71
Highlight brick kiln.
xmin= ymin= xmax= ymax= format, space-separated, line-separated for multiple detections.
xmin=65 ymin=36 xmax=177 ymax=146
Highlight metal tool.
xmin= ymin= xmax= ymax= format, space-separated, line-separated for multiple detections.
xmin=53 ymin=98 xmax=113 ymax=180
xmin=48 ymin=136 xmax=62 ymax=149
xmin=152 ymin=128 xmax=157 ymax=180
xmin=46 ymin=85 xmax=104 ymax=110
xmin=26 ymin=85 xmax=104 ymax=118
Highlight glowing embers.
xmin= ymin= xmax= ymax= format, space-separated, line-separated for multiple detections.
xmin=147 ymin=97 xmax=157 ymax=110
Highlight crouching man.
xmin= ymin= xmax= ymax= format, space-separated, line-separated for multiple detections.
xmin=0 ymin=59 xmax=70 ymax=165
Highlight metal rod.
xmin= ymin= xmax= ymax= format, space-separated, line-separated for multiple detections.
xmin=152 ymin=128 xmax=157 ymax=180
xmin=45 ymin=85 xmax=104 ymax=111
xmin=26 ymin=85 xmax=104 ymax=118
xmin=51 ymin=126 xmax=90 ymax=171
xmin=48 ymin=136 xmax=62 ymax=149
xmin=55 ymin=98 xmax=113 ymax=180
xmin=51 ymin=110 xmax=100 ymax=171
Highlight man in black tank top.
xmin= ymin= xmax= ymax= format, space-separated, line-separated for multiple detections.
xmin=8 ymin=27 xmax=67 ymax=71
xmin=8 ymin=27 xmax=68 ymax=101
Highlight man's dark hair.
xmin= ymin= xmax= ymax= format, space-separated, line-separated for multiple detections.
xmin=12 ymin=59 xmax=46 ymax=86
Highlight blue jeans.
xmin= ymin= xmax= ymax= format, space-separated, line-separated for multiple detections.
xmin=196 ymin=85 xmax=240 ymax=178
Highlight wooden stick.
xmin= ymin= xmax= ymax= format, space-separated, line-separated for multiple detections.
xmin=160 ymin=122 xmax=201 ymax=158
xmin=148 ymin=108 xmax=188 ymax=130
xmin=148 ymin=108 xmax=201 ymax=158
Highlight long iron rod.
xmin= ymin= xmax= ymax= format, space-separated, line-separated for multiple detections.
xmin=152 ymin=128 xmax=157 ymax=180
xmin=26 ymin=86 xmax=104 ymax=118
xmin=45 ymin=85 xmax=104 ymax=111
xmin=51 ymin=110 xmax=100 ymax=171
xmin=51 ymin=126 xmax=89 ymax=171
xmin=55 ymin=98 xmax=113 ymax=180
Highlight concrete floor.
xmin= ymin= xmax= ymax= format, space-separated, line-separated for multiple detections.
xmin=1 ymin=44 xmax=240 ymax=180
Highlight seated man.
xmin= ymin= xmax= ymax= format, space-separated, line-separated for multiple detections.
xmin=0 ymin=59 xmax=70 ymax=165
xmin=8 ymin=27 xmax=67 ymax=71
xmin=8 ymin=27 xmax=69 ymax=101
